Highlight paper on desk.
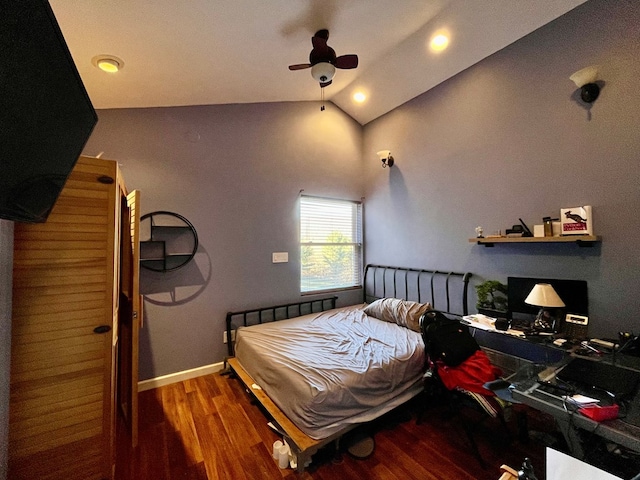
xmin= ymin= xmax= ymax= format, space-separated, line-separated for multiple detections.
xmin=547 ymin=448 xmax=622 ymax=480
xmin=462 ymin=315 xmax=526 ymax=337
xmin=463 ymin=314 xmax=495 ymax=329
xmin=562 ymin=394 xmax=600 ymax=406
xmin=505 ymin=328 xmax=526 ymax=337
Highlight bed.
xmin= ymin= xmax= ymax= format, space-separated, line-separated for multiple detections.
xmin=225 ymin=264 xmax=471 ymax=472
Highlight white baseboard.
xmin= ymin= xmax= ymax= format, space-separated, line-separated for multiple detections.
xmin=138 ymin=361 xmax=226 ymax=392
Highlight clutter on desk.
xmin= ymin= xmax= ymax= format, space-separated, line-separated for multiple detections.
xmin=581 ymin=340 xmax=604 ymax=355
xmin=484 ymin=378 xmax=517 ymax=403
xmin=589 ymin=338 xmax=618 ymax=350
xmin=552 ymin=338 xmax=568 ymax=347
xmin=617 ymin=333 xmax=640 ymax=357
xmin=462 ymin=314 xmax=526 ymax=338
xmin=464 ymin=314 xmax=495 ymax=328
xmin=572 ymin=338 xmax=623 ymax=357
xmin=578 ymin=404 xmax=619 ymax=421
xmin=562 ymin=393 xmax=600 ymax=408
xmin=494 ymin=317 xmax=510 ymax=331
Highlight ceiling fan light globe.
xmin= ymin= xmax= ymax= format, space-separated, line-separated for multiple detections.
xmin=311 ymin=62 xmax=336 ymax=83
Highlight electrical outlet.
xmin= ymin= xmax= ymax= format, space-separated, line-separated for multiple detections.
xmin=223 ymin=330 xmax=236 ymax=344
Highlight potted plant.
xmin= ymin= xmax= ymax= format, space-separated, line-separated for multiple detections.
xmin=475 ymin=280 xmax=508 ymax=317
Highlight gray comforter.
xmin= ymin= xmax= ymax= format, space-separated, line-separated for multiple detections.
xmin=234 ymin=305 xmax=425 ymax=439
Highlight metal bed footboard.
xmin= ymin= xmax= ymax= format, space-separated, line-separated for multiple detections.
xmin=362 ymin=264 xmax=472 ymax=317
xmin=225 ymin=296 xmax=338 ymax=357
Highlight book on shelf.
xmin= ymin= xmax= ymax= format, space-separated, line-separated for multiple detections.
xmin=560 ymin=205 xmax=593 ymax=235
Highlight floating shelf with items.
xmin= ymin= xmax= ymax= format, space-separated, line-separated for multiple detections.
xmin=469 ymin=235 xmax=600 ymax=247
xmin=140 ymin=211 xmax=198 ymax=272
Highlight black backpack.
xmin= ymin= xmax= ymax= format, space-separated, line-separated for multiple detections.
xmin=420 ymin=310 xmax=479 ymax=367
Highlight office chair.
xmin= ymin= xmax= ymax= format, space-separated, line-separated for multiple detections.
xmin=418 ymin=310 xmax=515 ymax=468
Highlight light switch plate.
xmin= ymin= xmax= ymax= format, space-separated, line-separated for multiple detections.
xmin=272 ymin=252 xmax=288 ymax=263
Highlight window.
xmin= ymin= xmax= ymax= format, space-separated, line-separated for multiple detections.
xmin=300 ymin=195 xmax=362 ymax=293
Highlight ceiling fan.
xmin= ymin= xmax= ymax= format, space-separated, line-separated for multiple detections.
xmin=288 ymin=29 xmax=358 ymax=88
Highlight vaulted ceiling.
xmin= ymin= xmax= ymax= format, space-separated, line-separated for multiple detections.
xmin=50 ymin=0 xmax=586 ymax=125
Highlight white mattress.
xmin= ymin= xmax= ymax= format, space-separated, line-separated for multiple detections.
xmin=234 ymin=305 xmax=425 ymax=439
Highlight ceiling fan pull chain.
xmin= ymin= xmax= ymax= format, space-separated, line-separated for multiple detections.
xmin=320 ymin=87 xmax=325 ymax=111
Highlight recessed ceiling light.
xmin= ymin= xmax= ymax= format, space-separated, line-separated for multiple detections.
xmin=92 ymin=55 xmax=124 ymax=73
xmin=430 ymin=32 xmax=449 ymax=52
xmin=353 ymin=91 xmax=367 ymax=103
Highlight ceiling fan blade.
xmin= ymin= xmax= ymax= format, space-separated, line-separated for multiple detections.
xmin=320 ymin=79 xmax=333 ymax=88
xmin=335 ymin=54 xmax=358 ymax=69
xmin=289 ymin=63 xmax=311 ymax=71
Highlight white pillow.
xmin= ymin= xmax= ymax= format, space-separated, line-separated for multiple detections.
xmin=363 ymin=298 xmax=431 ymax=332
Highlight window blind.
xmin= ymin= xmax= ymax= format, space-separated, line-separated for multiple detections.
xmin=300 ymin=196 xmax=362 ymax=293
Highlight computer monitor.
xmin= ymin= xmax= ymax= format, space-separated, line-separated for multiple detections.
xmin=507 ymin=277 xmax=588 ymax=332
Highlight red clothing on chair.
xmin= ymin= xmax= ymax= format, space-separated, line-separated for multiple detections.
xmin=436 ymin=350 xmax=502 ymax=396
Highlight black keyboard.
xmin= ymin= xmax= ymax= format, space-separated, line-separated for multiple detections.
xmin=536 ymin=380 xmax=575 ymax=398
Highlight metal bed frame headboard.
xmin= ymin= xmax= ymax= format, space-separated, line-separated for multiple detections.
xmin=225 ymin=296 xmax=338 ymax=357
xmin=362 ymin=264 xmax=472 ymax=317
xmin=225 ymin=264 xmax=472 ymax=357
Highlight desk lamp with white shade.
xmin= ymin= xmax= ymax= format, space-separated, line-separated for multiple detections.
xmin=525 ymin=283 xmax=565 ymax=332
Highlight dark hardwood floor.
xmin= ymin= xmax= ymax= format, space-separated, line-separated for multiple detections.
xmin=116 ymin=371 xmax=555 ymax=480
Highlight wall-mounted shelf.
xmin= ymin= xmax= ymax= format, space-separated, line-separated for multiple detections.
xmin=469 ymin=235 xmax=600 ymax=247
xmin=140 ymin=211 xmax=198 ymax=272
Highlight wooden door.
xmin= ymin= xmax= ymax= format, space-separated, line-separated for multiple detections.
xmin=117 ymin=190 xmax=140 ymax=447
xmin=10 ymin=157 xmax=119 ymax=479
xmin=129 ymin=190 xmax=140 ymax=447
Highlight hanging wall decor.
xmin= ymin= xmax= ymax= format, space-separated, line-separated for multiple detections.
xmin=139 ymin=211 xmax=198 ymax=272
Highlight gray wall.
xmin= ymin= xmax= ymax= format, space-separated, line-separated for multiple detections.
xmin=82 ymin=0 xmax=639 ymax=380
xmin=0 ymin=220 xmax=13 ymax=480
xmin=83 ymin=102 xmax=364 ymax=380
xmin=362 ymin=0 xmax=640 ymax=338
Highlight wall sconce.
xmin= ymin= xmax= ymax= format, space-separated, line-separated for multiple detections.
xmin=376 ymin=150 xmax=394 ymax=168
xmin=570 ymin=65 xmax=600 ymax=103
xmin=525 ymin=283 xmax=565 ymax=333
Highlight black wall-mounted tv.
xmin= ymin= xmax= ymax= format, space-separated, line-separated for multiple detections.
xmin=0 ymin=0 xmax=97 ymax=223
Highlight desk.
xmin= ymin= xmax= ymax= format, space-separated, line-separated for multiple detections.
xmin=465 ymin=320 xmax=640 ymax=457
xmin=468 ymin=324 xmax=568 ymax=376
xmin=512 ymin=369 xmax=640 ymax=460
